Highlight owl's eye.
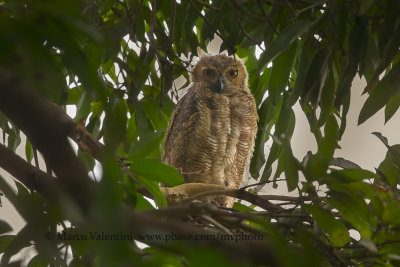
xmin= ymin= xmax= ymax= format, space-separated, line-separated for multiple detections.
xmin=203 ymin=68 xmax=214 ymax=76
xmin=228 ymin=69 xmax=238 ymax=78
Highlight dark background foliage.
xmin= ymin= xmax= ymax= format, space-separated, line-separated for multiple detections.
xmin=0 ymin=0 xmax=400 ymax=266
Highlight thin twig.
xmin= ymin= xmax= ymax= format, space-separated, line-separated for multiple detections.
xmin=240 ymin=178 xmax=286 ymax=190
xmin=196 ymin=0 xmax=220 ymax=11
xmin=131 ymin=0 xmax=145 ymax=38
xmin=120 ymin=0 xmax=134 ymax=24
xmin=256 ymin=0 xmax=279 ymax=36
xmin=283 ymin=0 xmax=296 ymax=20
xmin=231 ymin=0 xmax=265 ymax=21
xmin=229 ymin=1 xmax=262 ymax=46
xmin=187 ymin=0 xmax=236 ymax=53
xmin=260 ymin=195 xmax=314 ymax=202
xmin=201 ymin=214 xmax=233 ymax=235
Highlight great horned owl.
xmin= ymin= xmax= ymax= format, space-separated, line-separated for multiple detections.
xmin=162 ymin=47 xmax=258 ymax=207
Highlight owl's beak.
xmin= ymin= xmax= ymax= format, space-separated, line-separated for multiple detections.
xmin=216 ymin=75 xmax=224 ymax=93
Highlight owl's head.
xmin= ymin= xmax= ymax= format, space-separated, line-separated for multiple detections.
xmin=191 ymin=47 xmax=248 ymax=94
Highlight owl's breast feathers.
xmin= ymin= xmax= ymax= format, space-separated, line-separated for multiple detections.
xmin=162 ymin=85 xmax=258 ymax=191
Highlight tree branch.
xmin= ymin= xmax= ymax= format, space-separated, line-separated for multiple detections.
xmin=0 ymin=143 xmax=59 ymax=201
xmin=161 ymin=183 xmax=282 ymax=211
xmin=229 ymin=0 xmax=263 ymax=46
xmin=123 ymin=205 xmax=279 ymax=266
xmin=257 ymin=0 xmax=280 ymax=36
xmin=0 ymin=68 xmax=93 ymax=211
xmin=187 ymin=0 xmax=236 ymax=53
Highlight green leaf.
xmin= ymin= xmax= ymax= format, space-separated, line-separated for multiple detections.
xmin=327 ymin=191 xmax=372 ymax=239
xmin=233 ymin=201 xmax=255 ymax=212
xmin=377 ymin=144 xmax=400 ymax=186
xmin=329 ymin=169 xmax=377 ymax=183
xmin=288 ymin=44 xmax=310 ymax=107
xmin=27 ymin=254 xmax=48 ymax=267
xmin=358 ymin=239 xmax=378 ymax=253
xmin=330 ymin=157 xmax=361 ymax=169
xmin=135 ymin=194 xmax=156 ymax=211
xmin=378 ymin=159 xmax=399 ymax=187
xmin=0 ymin=226 xmax=32 ymax=265
xmin=305 ymin=205 xmax=350 ymax=247
xmin=141 ymin=97 xmax=169 ymax=130
xmin=0 ymin=220 xmax=12 ymax=235
xmin=280 ymin=138 xmax=299 ymax=192
xmin=319 ymin=115 xmax=338 ymax=158
xmin=268 ymin=41 xmax=297 ymax=104
xmin=260 ymin=166 xmax=272 ymax=183
xmin=25 ymin=139 xmax=33 ymax=163
xmin=258 ymin=21 xmax=314 ymax=70
xmin=253 ymin=68 xmax=272 ymax=106
xmin=382 ymin=202 xmax=400 ymax=225
xmin=129 ymin=130 xmax=165 ymax=160
xmin=78 ymin=150 xmax=95 ymax=172
xmin=363 ymin=31 xmax=379 ymax=81
xmin=373 ymin=3 xmax=400 ymax=84
xmin=6 ymin=125 xmax=21 ymax=152
xmin=134 ymin=175 xmax=167 ymax=208
xmin=339 ymin=169 xmax=377 ymax=180
xmin=75 ymin=90 xmax=92 ymax=120
xmin=134 ymin=100 xmax=154 ymax=137
xmin=129 ymin=159 xmax=184 ymax=186
xmin=104 ymin=99 xmax=128 ymax=151
xmin=250 ymin=98 xmax=274 ymax=178
xmin=302 ymin=152 xmax=327 ymax=182
xmin=66 ymin=87 xmax=82 ymax=105
xmin=384 ymin=93 xmax=400 ymax=123
xmin=336 ymin=16 xmax=368 ymax=107
xmin=357 ymin=0 xmax=375 ymax=14
xmin=359 ymin=61 xmax=400 ymax=125
xmin=302 ymin=47 xmax=330 ymax=106
xmin=318 ymin=71 xmax=335 ymax=126
xmin=371 ymin=132 xmax=390 ymax=148
xmin=0 ymin=235 xmax=15 ymax=254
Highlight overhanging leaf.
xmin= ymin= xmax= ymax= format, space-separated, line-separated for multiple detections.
xmin=250 ymin=98 xmax=274 ymax=178
xmin=0 ymin=220 xmax=12 ymax=235
xmin=327 ymin=191 xmax=372 ymax=239
xmin=305 ymin=205 xmax=350 ymax=247
xmin=280 ymin=138 xmax=299 ymax=192
xmin=269 ymin=42 xmax=297 ymax=105
xmin=258 ymin=21 xmax=314 ymax=70
xmin=384 ymin=93 xmax=400 ymax=123
xmin=129 ymin=159 xmax=184 ymax=186
xmin=359 ymin=61 xmax=400 ymax=125
xmin=330 ymin=157 xmax=361 ymax=169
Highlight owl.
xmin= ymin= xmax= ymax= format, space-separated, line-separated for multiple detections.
xmin=162 ymin=47 xmax=258 ymax=207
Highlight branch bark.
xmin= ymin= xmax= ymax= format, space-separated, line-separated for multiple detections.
xmin=0 ymin=143 xmax=59 ymax=201
xmin=123 ymin=205 xmax=279 ymax=266
xmin=0 ymin=68 xmax=93 ymax=211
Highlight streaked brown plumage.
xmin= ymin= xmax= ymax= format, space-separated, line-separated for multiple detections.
xmin=162 ymin=48 xmax=258 ymax=207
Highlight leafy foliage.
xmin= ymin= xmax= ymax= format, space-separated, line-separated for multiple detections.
xmin=0 ymin=0 xmax=400 ymax=266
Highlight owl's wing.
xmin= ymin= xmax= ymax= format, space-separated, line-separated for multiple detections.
xmin=162 ymin=88 xmax=198 ymax=165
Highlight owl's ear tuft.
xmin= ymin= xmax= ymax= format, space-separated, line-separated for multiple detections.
xmin=197 ymin=47 xmax=208 ymax=58
xmin=240 ymin=57 xmax=248 ymax=64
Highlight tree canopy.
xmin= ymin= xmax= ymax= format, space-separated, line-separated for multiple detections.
xmin=1 ymin=0 xmax=400 ymax=266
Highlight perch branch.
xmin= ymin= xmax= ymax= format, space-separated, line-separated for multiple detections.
xmin=161 ymin=183 xmax=282 ymax=211
xmin=123 ymin=205 xmax=279 ymax=266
